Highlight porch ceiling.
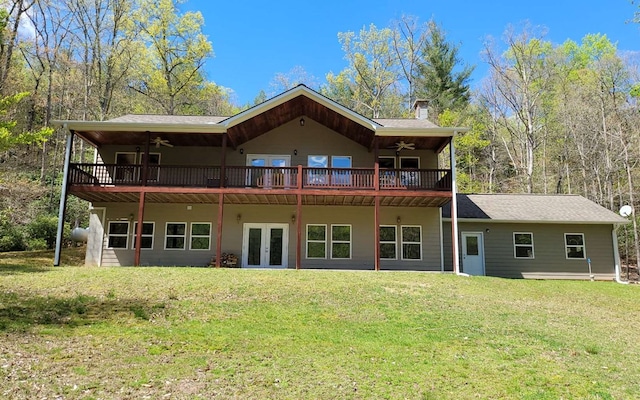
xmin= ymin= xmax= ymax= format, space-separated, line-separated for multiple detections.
xmin=74 ymin=130 xmax=224 ymax=148
xmin=70 ymin=188 xmax=451 ymax=207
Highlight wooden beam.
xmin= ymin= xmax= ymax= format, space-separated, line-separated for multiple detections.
xmin=220 ymin=133 xmax=227 ymax=188
xmin=374 ymin=196 xmax=380 ymax=271
xmin=296 ymin=165 xmax=303 ymax=270
xmin=216 ymin=194 xmax=224 ymax=268
xmin=134 ymin=192 xmax=146 ymax=266
xmin=141 ymin=132 xmax=150 ymax=186
xmin=436 ymin=137 xmax=452 ymax=155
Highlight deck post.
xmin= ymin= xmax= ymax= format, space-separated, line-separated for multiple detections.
xmin=296 ymin=165 xmax=303 ymax=269
xmin=54 ymin=127 xmax=74 ymax=266
xmin=373 ymin=137 xmax=380 ymax=271
xmin=220 ymin=133 xmax=227 ymax=187
xmin=134 ymin=192 xmax=146 ymax=266
xmin=134 ymin=133 xmax=151 ymax=266
xmin=215 ymin=194 xmax=224 ymax=267
xmin=450 ymin=136 xmax=460 ymax=274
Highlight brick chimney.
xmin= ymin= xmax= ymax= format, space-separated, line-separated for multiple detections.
xmin=413 ymin=99 xmax=429 ymax=120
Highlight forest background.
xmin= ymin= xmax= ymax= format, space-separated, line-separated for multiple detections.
xmin=1 ymin=0 xmax=640 ymax=266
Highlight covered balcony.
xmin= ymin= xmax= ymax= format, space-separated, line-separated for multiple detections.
xmin=68 ymin=163 xmax=453 ymax=207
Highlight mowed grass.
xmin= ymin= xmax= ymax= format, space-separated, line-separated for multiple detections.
xmin=1 ymin=249 xmax=639 ymax=399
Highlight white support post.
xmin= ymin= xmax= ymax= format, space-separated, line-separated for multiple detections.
xmin=450 ymin=135 xmax=460 ymax=275
xmin=54 ymin=126 xmax=74 ymax=266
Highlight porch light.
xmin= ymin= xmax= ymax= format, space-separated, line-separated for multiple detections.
xmin=396 ymin=216 xmax=401 ymax=224
xmin=299 ymin=117 xmax=305 ymax=126
xmin=291 ymin=214 xmax=296 ymax=223
xmin=239 ymin=148 xmax=244 ymax=155
xmin=293 ymin=149 xmax=297 ymax=156
xmin=236 ymin=214 xmax=241 ymax=223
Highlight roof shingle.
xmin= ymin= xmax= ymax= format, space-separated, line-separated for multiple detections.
xmin=443 ymin=194 xmax=627 ymax=224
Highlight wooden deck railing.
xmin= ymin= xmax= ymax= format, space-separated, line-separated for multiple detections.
xmin=69 ymin=164 xmax=452 ymax=191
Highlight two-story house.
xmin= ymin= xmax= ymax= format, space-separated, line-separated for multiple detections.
xmin=53 ymin=85 xmax=466 ymax=272
xmin=52 ymin=84 xmax=628 ymax=281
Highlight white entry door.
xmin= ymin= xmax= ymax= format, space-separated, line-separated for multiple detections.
xmin=242 ymin=223 xmax=289 ymax=268
xmin=461 ymin=232 xmax=485 ymax=276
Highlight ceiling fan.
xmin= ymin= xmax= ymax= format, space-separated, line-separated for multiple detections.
xmin=394 ymin=140 xmax=415 ymax=151
xmin=151 ymin=137 xmax=174 ymax=148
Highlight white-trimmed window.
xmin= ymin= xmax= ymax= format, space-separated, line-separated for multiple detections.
xmin=165 ymin=222 xmax=186 ymax=250
xmin=107 ymin=221 xmax=129 ymax=249
xmin=306 ymin=224 xmax=327 ymax=259
xmin=565 ymin=233 xmax=586 ymax=259
xmin=379 ymin=225 xmax=397 ymax=260
xmin=140 ymin=152 xmax=161 ymax=182
xmin=331 ymin=224 xmax=351 ymax=259
xmin=401 ymin=225 xmax=422 ymax=260
xmin=132 ymin=222 xmax=154 ymax=250
xmin=114 ymin=152 xmax=137 ymax=182
xmin=190 ymin=222 xmax=211 ymax=250
xmin=513 ymin=232 xmax=534 ymax=259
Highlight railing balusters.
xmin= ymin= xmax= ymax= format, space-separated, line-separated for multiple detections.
xmin=67 ymin=163 xmax=452 ymax=191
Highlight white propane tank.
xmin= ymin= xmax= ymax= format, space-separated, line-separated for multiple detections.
xmin=71 ymin=227 xmax=89 ymax=242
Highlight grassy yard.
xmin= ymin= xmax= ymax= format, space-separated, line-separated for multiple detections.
xmin=1 ymin=249 xmax=638 ymax=399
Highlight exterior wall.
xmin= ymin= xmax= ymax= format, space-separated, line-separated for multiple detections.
xmin=96 ymin=118 xmax=440 ymax=168
xmin=94 ymin=202 xmax=443 ymax=270
xmin=443 ymin=221 xmax=617 ymax=280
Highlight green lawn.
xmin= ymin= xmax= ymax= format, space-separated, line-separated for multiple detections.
xmin=1 ymin=249 xmax=638 ymax=399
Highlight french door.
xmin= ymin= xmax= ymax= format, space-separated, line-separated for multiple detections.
xmin=242 ymin=223 xmax=288 ymax=268
xmin=246 ymin=154 xmax=291 ymax=188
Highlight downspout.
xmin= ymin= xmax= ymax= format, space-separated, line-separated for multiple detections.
xmin=612 ymin=226 xmax=628 ymax=284
xmin=54 ymin=125 xmax=74 ymax=266
xmin=450 ymin=135 xmax=461 ymax=275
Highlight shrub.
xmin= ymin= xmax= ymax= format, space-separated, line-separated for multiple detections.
xmin=25 ymin=215 xmax=59 ymax=249
xmin=0 ymin=213 xmax=25 ymax=251
xmin=25 ymin=238 xmax=47 ymax=251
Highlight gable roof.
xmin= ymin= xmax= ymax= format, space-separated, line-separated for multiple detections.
xmin=442 ymin=194 xmax=627 ymax=224
xmin=51 ymin=84 xmax=468 ymax=150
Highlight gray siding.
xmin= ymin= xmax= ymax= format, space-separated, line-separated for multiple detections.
xmin=443 ymin=221 xmax=617 ymax=279
xmin=94 ymin=202 xmax=443 ymax=270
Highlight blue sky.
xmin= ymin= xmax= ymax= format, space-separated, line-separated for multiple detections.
xmin=183 ymin=0 xmax=639 ymax=106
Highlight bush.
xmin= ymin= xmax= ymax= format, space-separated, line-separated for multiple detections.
xmin=25 ymin=238 xmax=47 ymax=251
xmin=25 ymin=215 xmax=60 ymax=249
xmin=0 ymin=214 xmax=25 ymax=251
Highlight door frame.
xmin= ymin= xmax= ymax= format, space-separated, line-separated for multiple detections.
xmin=461 ymin=231 xmax=485 ymax=276
xmin=241 ymin=223 xmax=289 ymax=268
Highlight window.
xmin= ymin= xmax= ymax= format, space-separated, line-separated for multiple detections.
xmin=107 ymin=221 xmax=129 ymax=249
xmin=132 ymin=222 xmax=154 ymax=250
xmin=140 ymin=153 xmax=161 ymax=182
xmin=401 ymin=226 xmax=422 ymax=260
xmin=378 ymin=156 xmax=395 ymax=169
xmin=399 ymin=157 xmax=420 ymax=186
xmin=114 ymin=152 xmax=137 ymax=182
xmin=190 ymin=223 xmax=211 ymax=250
xmin=399 ymin=157 xmax=419 ymax=169
xmin=379 ymin=225 xmax=397 ymax=259
xmin=513 ymin=232 xmax=534 ymax=259
xmin=565 ymin=233 xmax=586 ymax=259
xmin=165 ymin=222 xmax=186 ymax=250
xmin=331 ymin=225 xmax=351 ymax=259
xmin=306 ymin=224 xmax=327 ymax=259
xmin=330 ymin=156 xmax=352 ymax=186
xmin=307 ymin=155 xmax=327 ymax=185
